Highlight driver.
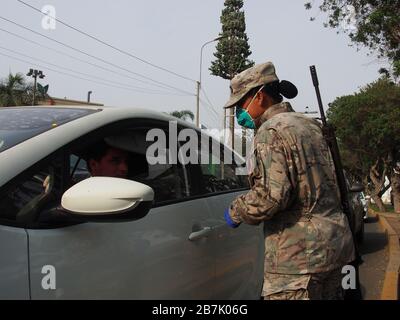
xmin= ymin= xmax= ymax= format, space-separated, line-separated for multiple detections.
xmin=85 ymin=140 xmax=129 ymax=179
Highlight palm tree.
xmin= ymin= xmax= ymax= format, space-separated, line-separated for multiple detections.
xmin=168 ymin=110 xmax=195 ymax=122
xmin=0 ymin=73 xmax=27 ymax=107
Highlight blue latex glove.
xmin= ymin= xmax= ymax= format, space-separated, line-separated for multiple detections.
xmin=224 ymin=208 xmax=240 ymax=228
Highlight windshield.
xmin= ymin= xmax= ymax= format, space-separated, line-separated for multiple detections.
xmin=0 ymin=107 xmax=99 ymax=152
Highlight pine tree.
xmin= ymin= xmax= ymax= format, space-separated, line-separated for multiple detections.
xmin=210 ymin=0 xmax=254 ymax=80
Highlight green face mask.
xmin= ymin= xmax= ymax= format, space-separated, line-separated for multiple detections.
xmin=235 ymin=85 xmax=265 ymax=129
xmin=235 ymin=107 xmax=256 ymax=129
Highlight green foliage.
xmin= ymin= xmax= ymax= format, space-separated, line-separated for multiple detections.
xmin=169 ymin=110 xmax=195 ymax=122
xmin=305 ymin=0 xmax=400 ymax=75
xmin=393 ymin=60 xmax=400 ymax=78
xmin=370 ymin=203 xmax=394 ymax=213
xmin=0 ymin=73 xmax=27 ymax=107
xmin=210 ymin=0 xmax=254 ymax=80
xmin=327 ymin=78 xmax=400 ymax=178
xmin=0 ymin=73 xmax=50 ymax=107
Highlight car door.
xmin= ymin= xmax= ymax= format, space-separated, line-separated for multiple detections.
xmin=26 ymin=121 xmax=216 ymax=299
xmin=206 ymin=191 xmax=264 ymax=299
xmin=28 ymin=200 xmax=216 ymax=299
xmin=0 ymin=226 xmax=30 ymax=299
xmin=0 ymin=161 xmax=58 ymax=299
xmin=195 ymin=139 xmax=264 ymax=299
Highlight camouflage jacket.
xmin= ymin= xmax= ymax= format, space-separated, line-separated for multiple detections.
xmin=229 ymin=102 xmax=355 ymax=274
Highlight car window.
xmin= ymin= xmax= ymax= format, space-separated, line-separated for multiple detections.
xmin=70 ymin=154 xmax=91 ymax=183
xmin=119 ymin=127 xmax=192 ymax=203
xmin=136 ymin=159 xmax=188 ymax=204
xmin=0 ymin=165 xmax=54 ymax=222
xmin=68 ymin=126 xmax=191 ymax=205
xmin=198 ymin=138 xmax=249 ymax=194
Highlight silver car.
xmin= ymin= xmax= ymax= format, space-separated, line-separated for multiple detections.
xmin=344 ymin=174 xmax=366 ymax=243
xmin=0 ymin=106 xmax=264 ymax=299
xmin=359 ymin=192 xmax=369 ymax=220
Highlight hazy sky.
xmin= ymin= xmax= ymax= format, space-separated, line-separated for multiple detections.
xmin=0 ymin=0 xmax=386 ymax=129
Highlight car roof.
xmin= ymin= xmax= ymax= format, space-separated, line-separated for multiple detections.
xmin=2 ymin=104 xmax=197 ymax=126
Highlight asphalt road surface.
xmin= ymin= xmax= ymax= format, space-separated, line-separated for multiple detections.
xmin=358 ymin=216 xmax=389 ymax=300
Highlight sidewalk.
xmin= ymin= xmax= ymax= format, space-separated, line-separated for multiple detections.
xmin=358 ymin=216 xmax=389 ymax=299
xmin=370 ymin=209 xmax=400 ymax=300
xmin=381 ymin=213 xmax=400 ymax=236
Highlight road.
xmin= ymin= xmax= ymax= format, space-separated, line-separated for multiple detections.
xmin=358 ymin=216 xmax=389 ymax=300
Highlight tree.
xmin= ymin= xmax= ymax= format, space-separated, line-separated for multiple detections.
xmin=169 ymin=110 xmax=195 ymax=122
xmin=305 ymin=0 xmax=400 ymax=77
xmin=210 ymin=0 xmax=255 ymax=152
xmin=0 ymin=73 xmax=27 ymax=107
xmin=210 ymin=0 xmax=254 ymax=80
xmin=327 ymin=77 xmax=400 ymax=212
xmin=0 ymin=73 xmax=50 ymax=107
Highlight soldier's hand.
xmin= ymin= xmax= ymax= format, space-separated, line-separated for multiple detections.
xmin=224 ymin=208 xmax=241 ymax=228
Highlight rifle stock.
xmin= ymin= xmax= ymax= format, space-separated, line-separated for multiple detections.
xmin=309 ymin=65 xmax=363 ymax=300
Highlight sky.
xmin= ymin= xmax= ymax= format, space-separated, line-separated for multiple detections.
xmin=0 ymin=0 xmax=387 ymax=130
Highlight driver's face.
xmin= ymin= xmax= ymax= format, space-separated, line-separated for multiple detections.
xmin=89 ymin=148 xmax=128 ymax=178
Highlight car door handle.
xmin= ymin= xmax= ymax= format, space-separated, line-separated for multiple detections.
xmin=188 ymin=227 xmax=212 ymax=241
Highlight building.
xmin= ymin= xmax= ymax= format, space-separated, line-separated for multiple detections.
xmin=38 ymin=96 xmax=103 ymax=107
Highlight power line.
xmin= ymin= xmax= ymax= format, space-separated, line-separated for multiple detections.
xmin=202 ymin=102 xmax=220 ymax=124
xmin=0 ymin=15 xmax=194 ymax=96
xmin=0 ymin=27 xmax=190 ymax=95
xmin=0 ymin=50 xmax=190 ymax=96
xmin=0 ymin=45 xmax=189 ymax=96
xmin=199 ymin=89 xmax=220 ymax=121
xmin=199 ymin=95 xmax=220 ymax=123
xmin=200 ymin=87 xmax=220 ymax=117
xmin=201 ymin=88 xmax=215 ymax=109
xmin=17 ymin=0 xmax=196 ymax=83
xmin=199 ymin=97 xmax=220 ymax=126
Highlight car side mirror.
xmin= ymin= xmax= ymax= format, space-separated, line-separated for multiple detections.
xmin=61 ymin=177 xmax=154 ymax=222
xmin=349 ymin=183 xmax=364 ymax=193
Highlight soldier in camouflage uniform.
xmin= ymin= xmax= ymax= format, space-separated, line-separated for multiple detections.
xmin=223 ymin=62 xmax=355 ymax=300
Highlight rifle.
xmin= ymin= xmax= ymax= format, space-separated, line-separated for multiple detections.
xmin=309 ymin=65 xmax=363 ymax=300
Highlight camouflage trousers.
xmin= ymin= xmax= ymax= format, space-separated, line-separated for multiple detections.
xmin=263 ymin=268 xmax=344 ymax=300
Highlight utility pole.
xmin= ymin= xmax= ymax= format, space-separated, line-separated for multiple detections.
xmin=222 ymin=103 xmax=235 ymax=151
xmin=197 ymin=36 xmax=224 ymax=127
xmin=229 ymin=108 xmax=235 ymax=151
xmin=195 ymin=81 xmax=200 ymax=127
xmin=26 ymin=69 xmax=45 ymax=106
xmin=87 ymin=91 xmax=92 ymax=103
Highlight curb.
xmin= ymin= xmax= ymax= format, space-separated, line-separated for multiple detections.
xmin=370 ymin=209 xmax=400 ymax=300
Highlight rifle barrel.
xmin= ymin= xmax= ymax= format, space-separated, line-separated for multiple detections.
xmin=309 ymin=65 xmax=327 ymax=125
